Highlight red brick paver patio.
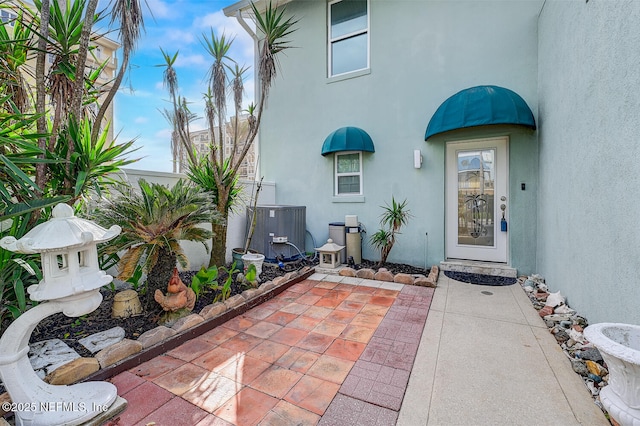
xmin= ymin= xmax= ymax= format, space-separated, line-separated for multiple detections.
xmin=105 ymin=277 xmax=434 ymax=425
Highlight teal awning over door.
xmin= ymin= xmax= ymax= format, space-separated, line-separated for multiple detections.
xmin=425 ymin=85 xmax=536 ymax=140
xmin=321 ymin=126 xmax=375 ymax=156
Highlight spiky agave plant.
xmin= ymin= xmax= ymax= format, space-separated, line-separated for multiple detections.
xmin=94 ymin=179 xmax=222 ymax=309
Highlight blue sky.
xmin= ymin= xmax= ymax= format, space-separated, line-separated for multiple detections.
xmin=112 ymin=0 xmax=254 ymax=172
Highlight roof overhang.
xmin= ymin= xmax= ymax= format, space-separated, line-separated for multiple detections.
xmin=425 ymin=85 xmax=536 ymax=140
xmin=223 ymin=0 xmax=295 ymax=17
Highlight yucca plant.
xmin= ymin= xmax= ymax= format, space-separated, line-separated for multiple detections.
xmin=160 ymin=1 xmax=297 ymax=267
xmin=0 ymin=98 xmax=70 ymax=221
xmin=370 ymin=197 xmax=412 ymax=267
xmin=46 ymin=116 xmax=138 ymax=205
xmin=0 ymin=8 xmax=35 ymax=113
xmin=186 ymin=155 xmax=244 ymax=266
xmin=94 ymin=179 xmax=222 ymax=309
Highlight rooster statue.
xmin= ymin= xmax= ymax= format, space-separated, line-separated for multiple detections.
xmin=154 ymin=268 xmax=196 ymax=312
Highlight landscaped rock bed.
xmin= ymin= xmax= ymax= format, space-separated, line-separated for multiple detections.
xmin=0 ymin=259 xmax=433 ymax=420
xmin=519 ymin=274 xmax=610 ymax=417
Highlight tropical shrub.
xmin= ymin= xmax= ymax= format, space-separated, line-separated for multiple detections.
xmin=370 ymin=197 xmax=412 ymax=267
xmin=93 ymin=179 xmax=222 ymax=309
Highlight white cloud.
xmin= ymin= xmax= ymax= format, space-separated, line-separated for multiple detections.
xmin=134 ymin=117 xmax=148 ymax=124
xmin=155 ymin=127 xmax=172 ymax=139
xmin=118 ymin=88 xmax=155 ymax=98
xmin=145 ymin=0 xmax=171 ymax=20
xmin=164 ymin=28 xmax=197 ymax=45
xmin=175 ymin=54 xmax=207 ymax=68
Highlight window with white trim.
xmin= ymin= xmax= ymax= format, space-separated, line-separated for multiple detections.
xmin=335 ymin=151 xmax=362 ymax=195
xmin=1 ymin=10 xmax=17 ymax=27
xmin=328 ymin=0 xmax=369 ymax=77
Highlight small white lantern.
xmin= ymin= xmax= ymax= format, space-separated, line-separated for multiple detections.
xmin=0 ymin=203 xmax=124 ymax=425
xmin=316 ymin=238 xmax=345 ymax=269
xmin=1 ymin=203 xmax=121 ymax=301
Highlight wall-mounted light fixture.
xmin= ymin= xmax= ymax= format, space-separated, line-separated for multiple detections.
xmin=414 ymin=149 xmax=423 ymax=169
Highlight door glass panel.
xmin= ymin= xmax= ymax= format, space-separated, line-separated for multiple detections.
xmin=457 ymin=149 xmax=495 ymax=247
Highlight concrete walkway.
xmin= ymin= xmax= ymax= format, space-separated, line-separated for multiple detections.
xmin=398 ymin=273 xmax=609 ymax=426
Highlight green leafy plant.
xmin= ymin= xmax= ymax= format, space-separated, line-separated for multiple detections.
xmin=0 ymin=214 xmax=41 ymax=332
xmin=213 ymin=262 xmax=239 ymax=302
xmin=46 ymin=117 xmax=138 ymax=205
xmin=190 ymin=265 xmax=220 ymax=299
xmin=370 ymin=197 xmax=412 ymax=267
xmin=0 ymin=0 xmax=146 ymax=328
xmin=93 ymin=178 xmax=221 ymax=309
xmin=244 ymin=263 xmax=257 ymax=284
xmin=125 ymin=264 xmax=144 ymax=292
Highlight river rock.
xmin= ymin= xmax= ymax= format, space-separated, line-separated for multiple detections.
xmin=272 ymin=276 xmax=287 ymax=287
xmin=137 ymin=326 xmax=177 ymax=349
xmin=260 ymin=281 xmax=276 ymax=292
xmin=78 ymin=326 xmax=126 ymax=354
xmin=45 ymin=357 xmax=99 ymax=385
xmin=554 ymin=304 xmax=575 ymax=315
xmin=577 ymin=347 xmax=603 ymax=363
xmin=571 ymin=360 xmax=589 ymax=376
xmin=394 ymin=273 xmax=414 ymax=285
xmin=172 ymin=313 xmax=204 ymax=332
xmin=538 ymin=306 xmax=554 ymax=318
xmin=356 ymin=268 xmax=375 ymax=279
xmin=374 ymin=268 xmax=394 ymax=282
xmin=242 ymin=288 xmax=263 ymax=300
xmin=586 ymin=360 xmax=607 ymax=376
xmin=200 ymin=302 xmax=226 ymax=320
xmin=554 ymin=330 xmax=570 ymax=343
xmin=535 ymin=291 xmax=549 ymax=301
xmin=414 ymin=276 xmax=436 ymax=288
xmin=224 ymin=294 xmax=245 ymax=309
xmin=29 ymin=339 xmax=80 ymax=379
xmin=339 ymin=268 xmax=357 ymax=277
xmin=95 ymin=339 xmax=143 ymax=368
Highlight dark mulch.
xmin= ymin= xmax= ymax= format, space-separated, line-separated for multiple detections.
xmin=25 ymin=259 xmax=428 ymax=350
xmin=444 ymin=270 xmax=517 ymax=286
xmin=18 ymin=258 xmax=425 ymax=358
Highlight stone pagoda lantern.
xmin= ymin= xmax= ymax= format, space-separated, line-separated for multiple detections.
xmin=0 ymin=203 xmax=123 ymax=426
xmin=315 ymin=238 xmax=345 ymax=269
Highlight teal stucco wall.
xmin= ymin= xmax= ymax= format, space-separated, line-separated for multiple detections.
xmin=537 ymin=1 xmax=640 ymax=324
xmin=258 ymin=0 xmax=542 ymax=270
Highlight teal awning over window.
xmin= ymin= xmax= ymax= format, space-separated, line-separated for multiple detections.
xmin=425 ymin=85 xmax=536 ymax=140
xmin=321 ymin=126 xmax=375 ymax=156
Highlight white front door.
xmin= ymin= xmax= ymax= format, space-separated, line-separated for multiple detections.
xmin=445 ymin=137 xmax=508 ymax=262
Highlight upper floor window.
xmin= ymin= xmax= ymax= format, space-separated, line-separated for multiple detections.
xmin=328 ymin=0 xmax=369 ymax=77
xmin=335 ymin=151 xmax=362 ymax=195
xmin=1 ymin=9 xmax=17 ymax=27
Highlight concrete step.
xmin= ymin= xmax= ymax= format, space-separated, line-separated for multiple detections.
xmin=440 ymin=260 xmax=517 ymax=278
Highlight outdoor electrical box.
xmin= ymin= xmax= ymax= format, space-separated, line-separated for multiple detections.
xmin=247 ymin=205 xmax=306 ymax=262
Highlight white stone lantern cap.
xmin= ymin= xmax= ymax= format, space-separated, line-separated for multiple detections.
xmin=0 ymin=203 xmax=121 ymax=254
xmin=315 ymin=238 xmax=345 ymax=253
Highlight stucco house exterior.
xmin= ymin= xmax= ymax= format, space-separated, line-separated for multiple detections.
xmin=224 ymin=0 xmax=640 ymax=326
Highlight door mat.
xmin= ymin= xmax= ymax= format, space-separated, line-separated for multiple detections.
xmin=444 ymin=270 xmax=516 ymax=286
